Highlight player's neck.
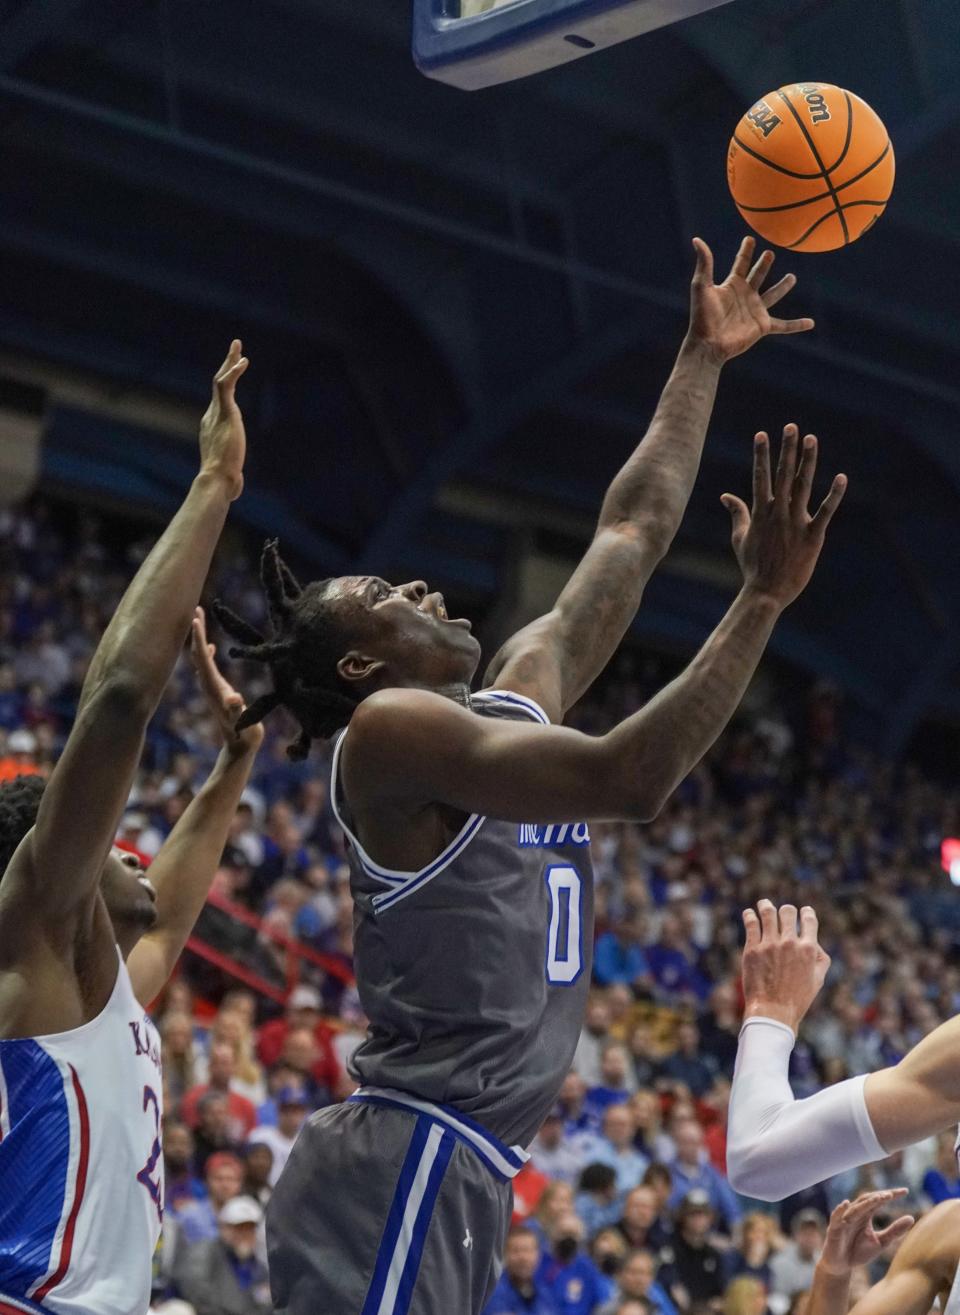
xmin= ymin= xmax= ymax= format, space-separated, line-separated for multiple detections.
xmin=427 ymin=680 xmax=473 ymax=710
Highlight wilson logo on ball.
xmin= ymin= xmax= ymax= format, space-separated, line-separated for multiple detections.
xmin=794 ymin=84 xmax=832 ymax=124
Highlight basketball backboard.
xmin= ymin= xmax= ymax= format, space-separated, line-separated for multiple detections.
xmin=412 ymin=0 xmax=736 ymax=90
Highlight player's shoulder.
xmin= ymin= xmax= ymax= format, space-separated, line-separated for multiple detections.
xmin=342 ymin=688 xmax=475 ymax=791
xmin=896 ymin=1198 xmax=960 ymax=1280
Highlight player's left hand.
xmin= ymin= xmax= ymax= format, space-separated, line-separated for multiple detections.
xmin=190 ymin=606 xmax=264 ymax=758
xmin=687 ymin=236 xmax=814 ymax=364
xmin=818 ymin=1190 xmax=914 ymax=1277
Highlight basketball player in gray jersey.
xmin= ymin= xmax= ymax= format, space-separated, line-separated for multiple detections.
xmin=215 ymin=236 xmax=845 ymax=1315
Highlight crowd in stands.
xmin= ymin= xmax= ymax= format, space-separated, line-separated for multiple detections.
xmin=3 ymin=496 xmax=960 ymax=1315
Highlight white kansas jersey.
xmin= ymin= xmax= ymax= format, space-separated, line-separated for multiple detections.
xmin=0 ymin=951 xmax=163 ymax=1315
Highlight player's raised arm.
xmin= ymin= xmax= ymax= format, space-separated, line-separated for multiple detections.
xmin=484 ymin=237 xmax=813 ymax=722
xmin=2 ymin=344 xmax=248 ymax=926
xmin=126 ymin=609 xmax=263 ymax=1006
xmin=346 ymin=426 xmax=843 ymax=827
xmin=729 ymin=897 xmax=960 ymax=1202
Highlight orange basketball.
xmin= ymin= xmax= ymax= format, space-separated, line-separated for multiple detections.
xmin=727 ymin=83 xmax=895 ymax=253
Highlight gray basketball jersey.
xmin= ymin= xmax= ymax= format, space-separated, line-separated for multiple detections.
xmin=331 ymin=688 xmax=595 ymax=1150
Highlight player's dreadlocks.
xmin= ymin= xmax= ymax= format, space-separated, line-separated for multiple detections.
xmin=213 ymin=540 xmax=360 ymax=761
xmin=0 ymin=774 xmax=46 ymax=879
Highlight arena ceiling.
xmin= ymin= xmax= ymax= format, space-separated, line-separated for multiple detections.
xmin=0 ymin=0 xmax=957 ymax=750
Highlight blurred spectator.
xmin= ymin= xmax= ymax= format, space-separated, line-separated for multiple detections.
xmin=530 ymin=1182 xmax=576 ymax=1256
xmin=163 ymin=1122 xmax=206 ymax=1217
xmin=594 ymin=915 xmax=650 ymax=990
xmin=174 ymin=1196 xmax=271 ymax=1314
xmin=255 ymin=985 xmax=340 ymax=1097
xmin=484 ymin=1226 xmax=559 ymax=1315
xmin=591 ymin=1229 xmax=629 ymax=1283
xmin=162 ymin=1012 xmax=200 ymax=1106
xmin=722 ymin=1277 xmax=768 ymax=1315
xmin=769 ymin=1211 xmax=825 ymax=1301
xmin=0 ymin=728 xmax=39 ymax=780
xmin=615 ymin=1186 xmax=672 ymax=1254
xmin=178 ymin=1153 xmax=245 ymax=1246
xmin=598 ymin=1250 xmax=677 ymax=1315
xmin=530 ymin=1108 xmax=595 ymax=1186
xmin=540 ymin=1210 xmax=614 ymax=1315
xmin=666 ymin=1122 xmax=741 ymax=1231
xmin=922 ymin=1130 xmax=960 ymax=1204
xmin=657 ymin=1022 xmax=718 ymax=1099
xmin=630 ymin=1092 xmax=673 ymax=1165
xmin=593 ymin=1105 xmax=649 ymax=1196
xmin=585 ymin=1044 xmax=635 ymax=1124
xmin=724 ymin=1213 xmax=776 ymax=1288
xmin=656 ymin=1192 xmax=726 ymax=1313
xmin=181 ymin=1043 xmax=258 ymax=1142
xmin=192 ymin=1093 xmax=242 ymax=1173
xmin=249 ymin=1085 xmax=311 ymax=1186
xmin=558 ymin=1073 xmax=593 ymax=1137
xmin=242 ymin=1140 xmax=275 ymax=1209
xmin=575 ymin=1164 xmax=622 ymax=1237
xmin=575 ymin=995 xmax=614 ymax=1087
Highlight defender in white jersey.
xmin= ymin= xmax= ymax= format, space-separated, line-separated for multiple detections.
xmin=0 ymin=342 xmax=260 ymax=1315
xmin=801 ymin=1187 xmax=960 ymax=1315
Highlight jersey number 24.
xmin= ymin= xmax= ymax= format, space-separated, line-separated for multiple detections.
xmin=545 ymin=864 xmax=583 ymax=985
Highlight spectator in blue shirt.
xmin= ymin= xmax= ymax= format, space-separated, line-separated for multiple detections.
xmin=598 ymin=1250 xmax=678 ymax=1315
xmin=594 ymin=915 xmax=651 ymax=989
xmin=540 ymin=1211 xmax=615 ymax=1315
xmin=656 ymin=1021 xmax=719 ymax=1099
xmin=923 ymin=1130 xmax=960 ymax=1204
xmin=585 ymin=1043 xmax=634 ymax=1126
xmin=666 ymin=1120 xmax=741 ymax=1232
xmin=645 ymin=914 xmax=702 ymax=1000
xmin=574 ymin=1164 xmax=622 ymax=1238
xmin=484 ymin=1227 xmax=559 ymax=1314
xmin=592 ymin=1104 xmax=649 ymax=1196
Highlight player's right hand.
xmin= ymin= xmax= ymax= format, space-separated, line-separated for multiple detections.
xmin=721 ymin=424 xmax=846 ymax=610
xmin=741 ymin=900 xmax=831 ymax=1033
xmin=199 ymin=339 xmax=249 ymax=501
xmin=818 ymin=1190 xmax=914 ymax=1277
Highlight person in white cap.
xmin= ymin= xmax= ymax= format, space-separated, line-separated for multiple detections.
xmin=175 ymin=1196 xmax=271 ymax=1315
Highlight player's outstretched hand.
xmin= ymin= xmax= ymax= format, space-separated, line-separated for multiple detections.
xmin=199 ymin=339 xmax=249 ymax=501
xmin=741 ymin=900 xmax=831 ymax=1033
xmin=688 ymin=236 xmax=814 ymax=364
xmin=722 ymin=424 xmax=846 ymax=610
xmin=190 ymin=606 xmax=264 ymax=759
xmin=819 ymin=1191 xmax=915 ymax=1278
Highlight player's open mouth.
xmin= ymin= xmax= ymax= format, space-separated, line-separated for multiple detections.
xmin=138 ymin=876 xmax=157 ymax=901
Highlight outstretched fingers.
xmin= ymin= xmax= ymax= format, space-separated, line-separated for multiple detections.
xmin=876 ymin=1214 xmax=915 ymax=1248
xmin=774 ymin=424 xmax=800 ymax=498
xmin=757 ymin=898 xmax=778 ymax=940
xmin=692 ymin=237 xmax=715 ymax=286
xmin=810 ymin=474 xmax=848 ymax=533
xmin=753 ymin=431 xmax=772 ymax=507
xmin=730 ymin=235 xmax=757 ymax=281
xmin=214 ymin=339 xmax=249 ymax=398
xmin=747 ymin=248 xmax=776 ymax=292
xmin=799 ymin=905 xmax=819 ymax=945
xmin=768 ymin=314 xmax=816 ymax=335
xmin=742 ymin=907 xmax=761 ymax=948
xmin=792 ymin=434 xmax=818 ymax=518
xmin=761 ymin=272 xmax=796 ymax=308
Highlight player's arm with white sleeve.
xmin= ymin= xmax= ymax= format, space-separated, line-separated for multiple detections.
xmin=728 ymin=901 xmax=960 ymax=1201
xmin=483 ymin=236 xmax=813 ymax=725
xmin=345 ymin=428 xmax=845 ymax=835
xmin=126 ymin=608 xmax=263 ymax=1007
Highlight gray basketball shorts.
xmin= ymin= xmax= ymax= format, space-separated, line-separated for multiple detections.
xmin=266 ymin=1086 xmax=527 ymax=1315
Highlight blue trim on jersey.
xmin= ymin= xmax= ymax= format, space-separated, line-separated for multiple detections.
xmin=473 ymin=689 xmax=550 ymax=725
xmin=371 ymin=812 xmax=486 ymax=912
xmin=348 ymin=1091 xmax=522 ymax=1181
xmin=0 ymin=1042 xmax=70 ymax=1300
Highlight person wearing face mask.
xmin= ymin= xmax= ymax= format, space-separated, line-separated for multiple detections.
xmin=174 ymin=1196 xmax=272 ymax=1315
xmin=541 ymin=1211 xmax=615 ymax=1315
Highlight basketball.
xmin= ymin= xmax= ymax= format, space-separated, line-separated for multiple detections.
xmin=727 ymin=83 xmax=895 ymax=252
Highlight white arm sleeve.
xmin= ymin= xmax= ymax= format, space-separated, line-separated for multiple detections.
xmin=727 ymin=1017 xmax=887 ymax=1201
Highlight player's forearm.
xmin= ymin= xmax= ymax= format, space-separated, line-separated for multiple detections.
xmin=807 ymin=1264 xmax=854 ymax=1315
xmin=80 ymin=470 xmax=234 ymax=713
xmin=865 ymin=1016 xmax=960 ymax=1151
xmin=147 ymin=742 xmax=257 ymax=940
xmin=596 ymin=336 xmax=721 ymax=547
xmin=605 ymin=585 xmax=779 ymax=818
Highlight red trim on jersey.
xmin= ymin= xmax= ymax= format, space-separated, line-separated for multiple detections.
xmin=32 ymin=1065 xmax=91 ymax=1302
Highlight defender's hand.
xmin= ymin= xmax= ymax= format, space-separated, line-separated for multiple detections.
xmin=688 ymin=236 xmax=814 ymax=365
xmin=190 ymin=607 xmax=263 ymax=757
xmin=819 ymin=1191 xmax=914 ymax=1278
xmin=722 ymin=425 xmax=846 ymax=610
xmin=199 ymin=340 xmax=249 ymax=500
xmin=741 ymin=900 xmax=831 ymax=1032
